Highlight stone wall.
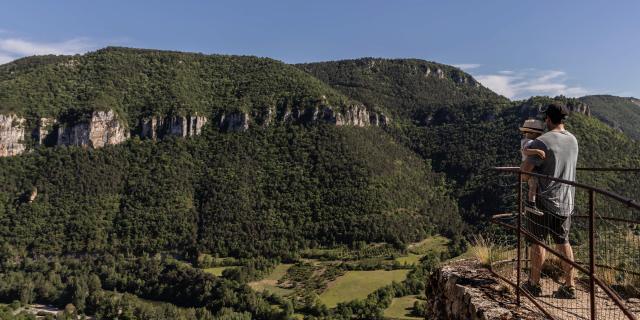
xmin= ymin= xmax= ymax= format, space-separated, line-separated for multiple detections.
xmin=425 ymin=259 xmax=545 ymax=320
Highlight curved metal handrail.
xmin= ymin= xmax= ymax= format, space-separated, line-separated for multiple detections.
xmin=490 ymin=166 xmax=640 ymax=320
xmin=494 ymin=166 xmax=640 ymax=212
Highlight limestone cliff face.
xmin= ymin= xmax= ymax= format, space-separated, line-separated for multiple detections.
xmin=219 ymin=112 xmax=249 ymax=132
xmin=567 ymin=102 xmax=591 ymax=117
xmin=140 ymin=114 xmax=208 ymax=140
xmin=0 ymin=103 xmax=382 ymax=156
xmin=519 ymin=101 xmax=591 ymax=119
xmin=35 ymin=118 xmax=56 ymax=146
xmin=0 ymin=114 xmax=26 ymax=157
xmin=57 ymin=110 xmax=129 ymax=148
xmin=218 ymin=104 xmax=389 ymax=132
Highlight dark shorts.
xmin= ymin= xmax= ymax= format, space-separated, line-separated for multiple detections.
xmin=525 ymin=203 xmax=571 ymax=244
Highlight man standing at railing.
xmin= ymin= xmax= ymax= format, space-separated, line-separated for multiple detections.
xmin=521 ymin=102 xmax=579 ymax=299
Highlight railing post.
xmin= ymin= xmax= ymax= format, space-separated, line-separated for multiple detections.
xmin=517 ymin=172 xmax=522 ymax=306
xmin=589 ymin=190 xmax=596 ymax=320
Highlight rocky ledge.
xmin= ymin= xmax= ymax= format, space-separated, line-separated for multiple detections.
xmin=0 ymin=104 xmax=388 ymax=157
xmin=219 ymin=104 xmax=389 ymax=132
xmin=425 ymin=259 xmax=545 ymax=320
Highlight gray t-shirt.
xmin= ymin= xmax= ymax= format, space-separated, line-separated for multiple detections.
xmin=525 ymin=130 xmax=579 ymax=217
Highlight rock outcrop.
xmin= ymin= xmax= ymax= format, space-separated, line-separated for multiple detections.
xmin=426 ymin=259 xmax=545 ymax=320
xmin=1 ymin=103 xmax=383 ymax=156
xmin=34 ymin=118 xmax=56 ymax=146
xmin=519 ymin=100 xmax=591 ymax=119
xmin=218 ymin=112 xmax=249 ymax=132
xmin=0 ymin=114 xmax=26 ymax=157
xmin=217 ymin=105 xmax=388 ymax=132
xmin=567 ymin=102 xmax=591 ymax=117
xmin=335 ymin=105 xmax=371 ymax=126
xmin=57 ymin=110 xmax=129 ymax=148
xmin=140 ymin=114 xmax=208 ymax=139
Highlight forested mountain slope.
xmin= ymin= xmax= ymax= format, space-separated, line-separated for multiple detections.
xmin=0 ymin=49 xmax=461 ymax=259
xmin=298 ymin=58 xmax=507 ymax=121
xmin=579 ymin=95 xmax=640 ymax=140
xmin=2 ymin=48 xmax=639 ymax=319
xmin=299 ymin=61 xmax=640 ymax=225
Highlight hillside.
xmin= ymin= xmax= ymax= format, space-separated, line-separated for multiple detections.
xmin=2 ymin=49 xmax=639 ymax=319
xmin=0 ymin=49 xmax=470 ymax=318
xmin=300 ymin=61 xmax=640 ymax=225
xmin=0 ymin=48 xmax=461 ymax=258
xmin=0 ymin=47 xmax=392 ymax=157
xmin=298 ymin=58 xmax=508 ymax=122
xmin=0 ymin=47 xmax=356 ymax=121
xmin=579 ymin=95 xmax=640 ymax=140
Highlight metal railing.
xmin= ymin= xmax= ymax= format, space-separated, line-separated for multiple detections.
xmin=489 ymin=167 xmax=640 ymax=320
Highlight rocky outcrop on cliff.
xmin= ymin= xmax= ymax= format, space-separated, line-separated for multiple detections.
xmin=57 ymin=110 xmax=129 ymax=148
xmin=567 ymin=101 xmax=591 ymax=117
xmin=219 ymin=112 xmax=249 ymax=132
xmin=34 ymin=118 xmax=56 ymax=146
xmin=140 ymin=114 xmax=208 ymax=139
xmin=426 ymin=259 xmax=545 ymax=320
xmin=0 ymin=114 xmax=26 ymax=157
xmin=218 ymin=104 xmax=389 ymax=132
xmin=519 ymin=99 xmax=591 ymax=119
xmin=0 ymin=104 xmax=385 ymax=156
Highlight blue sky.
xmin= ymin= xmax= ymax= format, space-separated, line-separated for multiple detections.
xmin=1 ymin=0 xmax=638 ymax=99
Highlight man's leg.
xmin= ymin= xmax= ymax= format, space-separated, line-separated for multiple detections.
xmin=529 ymin=243 xmax=545 ymax=284
xmin=556 ymin=242 xmax=575 ymax=287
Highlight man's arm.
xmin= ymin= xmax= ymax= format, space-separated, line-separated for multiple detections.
xmin=522 ymin=148 xmax=546 ymax=159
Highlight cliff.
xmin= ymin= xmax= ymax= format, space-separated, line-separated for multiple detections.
xmin=425 ymin=259 xmax=545 ymax=320
xmin=519 ymin=97 xmax=592 ymax=119
xmin=57 ymin=110 xmax=129 ymax=148
xmin=0 ymin=104 xmax=388 ymax=157
xmin=140 ymin=114 xmax=208 ymax=139
xmin=0 ymin=114 xmax=26 ymax=157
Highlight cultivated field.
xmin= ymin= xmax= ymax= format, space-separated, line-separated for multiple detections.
xmin=248 ymin=264 xmax=294 ymax=296
xmin=319 ymin=269 xmax=410 ymax=307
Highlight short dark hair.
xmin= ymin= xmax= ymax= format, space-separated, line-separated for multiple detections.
xmin=544 ymin=102 xmax=569 ymax=124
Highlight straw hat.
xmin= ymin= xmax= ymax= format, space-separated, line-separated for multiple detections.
xmin=519 ymin=119 xmax=545 ymax=134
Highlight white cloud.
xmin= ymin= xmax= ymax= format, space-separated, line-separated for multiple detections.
xmin=474 ymin=69 xmax=589 ymax=100
xmin=0 ymin=54 xmax=14 ymax=64
xmin=0 ymin=37 xmax=97 ymax=65
xmin=474 ymin=74 xmax=516 ymax=98
xmin=453 ymin=63 xmax=481 ymax=70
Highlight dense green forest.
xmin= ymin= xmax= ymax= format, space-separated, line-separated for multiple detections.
xmin=0 ymin=47 xmax=364 ymax=128
xmin=0 ymin=125 xmax=460 ymax=257
xmin=1 ymin=48 xmax=639 ymax=319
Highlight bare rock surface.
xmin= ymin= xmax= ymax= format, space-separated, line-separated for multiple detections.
xmin=0 ymin=114 xmax=26 ymax=157
xmin=140 ymin=114 xmax=208 ymax=139
xmin=426 ymin=259 xmax=546 ymax=320
xmin=58 ymin=110 xmax=129 ymax=148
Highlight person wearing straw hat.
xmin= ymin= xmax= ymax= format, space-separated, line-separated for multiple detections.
xmin=520 ymin=118 xmax=546 ymax=216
